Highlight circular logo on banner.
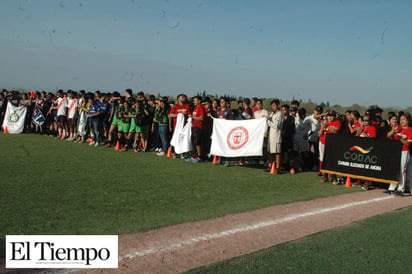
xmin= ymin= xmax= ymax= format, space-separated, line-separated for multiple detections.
xmin=227 ymin=126 xmax=249 ymax=150
xmin=10 ymin=112 xmax=20 ymax=123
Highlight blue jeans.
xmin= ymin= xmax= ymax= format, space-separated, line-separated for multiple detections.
xmin=91 ymin=119 xmax=100 ymax=142
xmin=158 ymin=124 xmax=169 ymax=152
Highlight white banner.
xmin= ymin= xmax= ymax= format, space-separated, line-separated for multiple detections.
xmin=2 ymin=102 xmax=27 ymax=134
xmin=170 ymin=113 xmax=193 ymax=154
xmin=210 ymin=118 xmax=266 ymax=157
xmin=6 ymin=235 xmax=118 ymax=269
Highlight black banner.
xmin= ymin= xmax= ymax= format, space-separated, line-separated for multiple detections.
xmin=321 ymin=134 xmax=402 ymax=184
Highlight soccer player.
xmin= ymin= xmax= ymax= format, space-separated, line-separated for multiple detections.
xmin=251 ymin=97 xmax=259 ymax=115
xmin=66 ymin=90 xmax=79 ymax=141
xmin=32 ymin=92 xmax=45 ymax=134
xmin=187 ymin=96 xmax=205 ymax=162
xmin=201 ymin=97 xmax=214 ymax=160
xmin=387 ymin=113 xmax=412 ymax=195
xmin=354 ymin=115 xmax=377 ymax=189
xmin=155 ymin=98 xmax=170 ymax=156
xmin=215 ymin=97 xmax=233 ymax=166
xmin=318 ymin=110 xmax=341 ymax=183
xmin=45 ymin=93 xmax=58 ymax=137
xmin=105 ymin=92 xmax=121 ymax=147
xmin=129 ymin=99 xmax=147 ymax=152
xmin=347 ymin=110 xmax=361 ymax=135
xmin=98 ymin=93 xmax=110 ymax=141
xmin=304 ymin=105 xmax=324 ymax=172
xmin=168 ymin=94 xmax=191 ymax=157
xmin=294 ymin=108 xmax=311 ymax=171
xmin=118 ymin=100 xmax=134 ymax=151
xmin=54 ymin=90 xmax=68 ymax=139
xmin=357 ymin=115 xmax=376 ymax=138
xmin=87 ymin=94 xmax=101 ymax=146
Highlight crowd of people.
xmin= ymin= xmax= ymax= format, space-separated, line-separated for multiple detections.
xmin=1 ymin=88 xmax=411 ymax=195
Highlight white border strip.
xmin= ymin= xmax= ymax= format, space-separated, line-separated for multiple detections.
xmin=121 ymin=195 xmax=394 ymax=260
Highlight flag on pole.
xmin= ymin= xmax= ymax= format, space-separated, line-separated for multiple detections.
xmin=210 ymin=118 xmax=266 ymax=157
xmin=2 ymin=102 xmax=27 ymax=134
xmin=32 ymin=105 xmax=45 ymax=126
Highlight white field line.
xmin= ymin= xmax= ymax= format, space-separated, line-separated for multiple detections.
xmin=120 ymin=195 xmax=394 ymax=261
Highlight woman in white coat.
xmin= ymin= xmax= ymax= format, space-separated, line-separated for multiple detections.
xmin=267 ymin=99 xmax=284 ymax=173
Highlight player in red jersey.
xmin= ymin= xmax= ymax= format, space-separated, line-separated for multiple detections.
xmin=347 ymin=110 xmax=361 ymax=136
xmin=168 ymin=94 xmax=191 ymax=157
xmin=251 ymin=97 xmax=258 ymax=115
xmin=357 ymin=115 xmax=376 ymax=138
xmin=186 ymin=96 xmax=205 ymax=163
xmin=318 ymin=110 xmax=341 ymax=183
xmin=356 ymin=115 xmax=377 ymax=189
xmin=387 ymin=114 xmax=400 ymax=140
xmin=387 ymin=113 xmax=412 ymax=195
xmin=168 ymin=94 xmax=191 ymax=132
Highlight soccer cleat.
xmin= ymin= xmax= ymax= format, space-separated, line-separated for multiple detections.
xmin=383 ymin=190 xmax=395 ymax=194
xmin=320 ymin=177 xmax=328 ymax=183
xmin=94 ymin=142 xmax=99 ymax=147
xmin=156 ymin=151 xmax=165 ymax=156
xmin=333 ymin=179 xmax=341 ymax=185
xmin=105 ymin=143 xmax=112 ymax=148
xmin=290 ymin=168 xmax=296 ymax=174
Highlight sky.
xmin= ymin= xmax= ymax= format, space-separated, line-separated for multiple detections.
xmin=0 ymin=0 xmax=411 ymax=108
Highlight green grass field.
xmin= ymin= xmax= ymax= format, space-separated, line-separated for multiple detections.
xmin=189 ymin=206 xmax=412 ymax=273
xmin=0 ymin=134 xmax=359 ymax=258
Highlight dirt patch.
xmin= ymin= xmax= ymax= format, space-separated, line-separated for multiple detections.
xmin=3 ymin=190 xmax=412 ymax=273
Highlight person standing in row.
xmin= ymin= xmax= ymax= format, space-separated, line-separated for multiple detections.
xmin=267 ymin=99 xmax=284 ymax=174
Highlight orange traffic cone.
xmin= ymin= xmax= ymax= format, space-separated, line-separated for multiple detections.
xmin=4 ymin=127 xmax=8 ymax=134
xmin=115 ymin=141 xmax=120 ymax=151
xmin=345 ymin=176 xmax=352 ymax=188
xmin=166 ymin=147 xmax=172 ymax=157
xmin=212 ymin=155 xmax=218 ymax=164
xmin=270 ymin=163 xmax=276 ymax=174
xmin=89 ymin=137 xmax=94 ymax=145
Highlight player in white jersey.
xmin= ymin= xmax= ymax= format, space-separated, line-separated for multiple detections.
xmin=66 ymin=90 xmax=79 ymax=141
xmin=55 ymin=90 xmax=68 ymax=139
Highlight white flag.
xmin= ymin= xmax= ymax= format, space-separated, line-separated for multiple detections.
xmin=77 ymin=110 xmax=88 ymax=137
xmin=210 ymin=118 xmax=266 ymax=157
xmin=2 ymin=102 xmax=27 ymax=134
xmin=170 ymin=113 xmax=193 ymax=154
